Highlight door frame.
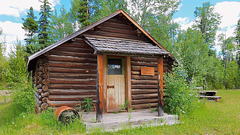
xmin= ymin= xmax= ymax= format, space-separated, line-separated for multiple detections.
xmin=102 ymin=55 xmax=131 ymax=113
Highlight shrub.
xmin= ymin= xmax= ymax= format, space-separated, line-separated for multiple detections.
xmin=164 ymin=65 xmax=199 ymax=115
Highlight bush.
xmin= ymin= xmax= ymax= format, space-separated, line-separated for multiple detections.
xmin=164 ymin=65 xmax=199 ymax=115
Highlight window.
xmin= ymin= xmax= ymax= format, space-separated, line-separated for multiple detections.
xmin=107 ymin=58 xmax=123 ymax=75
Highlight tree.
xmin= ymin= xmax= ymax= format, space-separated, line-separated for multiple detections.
xmin=174 ymin=28 xmax=209 ymax=86
xmin=22 ymin=7 xmax=38 ymax=54
xmin=91 ymin=0 xmax=128 ymax=22
xmin=235 ymin=19 xmax=240 ymax=66
xmin=129 ymin=0 xmax=180 ymax=51
xmin=38 ymin=0 xmax=52 ymax=49
xmin=50 ymin=6 xmax=77 ymax=42
xmin=70 ymin=0 xmax=95 ymax=28
xmin=193 ymin=2 xmax=221 ymax=49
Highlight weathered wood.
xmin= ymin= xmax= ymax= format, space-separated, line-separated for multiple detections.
xmin=131 ymin=75 xmax=158 ymax=80
xmin=49 ymin=62 xmax=96 ymax=69
xmin=49 ymin=84 xmax=96 ymax=89
xmin=132 ymin=89 xmax=158 ymax=95
xmin=34 ymin=93 xmax=42 ymax=100
xmin=48 ymin=55 xmax=97 ymax=63
xmin=131 ymin=85 xmax=158 ymax=89
xmin=131 ymin=93 xmax=158 ymax=100
xmin=132 ymin=99 xmax=158 ymax=105
xmin=53 ymin=46 xmax=94 ymax=53
xmin=43 ymin=74 xmax=49 ymax=79
xmin=37 ymin=84 xmax=42 ymax=89
xmin=157 ymin=56 xmax=164 ymax=116
xmin=49 ymin=67 xmax=97 ymax=74
xmin=41 ymin=92 xmax=49 ymax=97
xmin=42 ymin=79 xmax=50 ymax=85
xmin=132 ymin=103 xmax=157 ymax=110
xmin=49 ymin=78 xmax=96 ymax=85
xmin=42 ymin=85 xmax=48 ymax=91
xmin=36 ymin=98 xmax=42 ymax=106
xmin=125 ymin=56 xmax=132 ymax=111
xmin=43 ymin=68 xmax=49 ymax=73
xmin=42 ymin=97 xmax=48 ymax=103
xmin=131 ymin=80 xmax=157 ymax=84
xmin=48 ymin=95 xmax=96 ymax=101
xmin=50 ymin=51 xmax=97 ymax=58
xmin=103 ymin=54 xmax=107 ymax=113
xmin=49 ymin=73 xmax=96 ymax=79
xmin=49 ymin=89 xmax=96 ymax=95
xmin=37 ymin=89 xmax=43 ymax=94
xmin=96 ymin=54 xmax=103 ymax=122
xmin=61 ymin=43 xmax=92 ymax=49
xmin=41 ymin=103 xmax=48 ymax=110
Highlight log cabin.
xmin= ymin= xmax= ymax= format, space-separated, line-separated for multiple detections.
xmin=27 ymin=9 xmax=175 ymax=122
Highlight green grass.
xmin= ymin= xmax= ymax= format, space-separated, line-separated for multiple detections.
xmin=0 ymin=90 xmax=240 ymax=134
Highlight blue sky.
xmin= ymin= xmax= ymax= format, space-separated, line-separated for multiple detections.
xmin=0 ymin=0 xmax=240 ymax=55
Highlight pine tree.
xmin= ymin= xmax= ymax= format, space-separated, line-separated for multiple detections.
xmin=22 ymin=7 xmax=38 ymax=54
xmin=38 ymin=0 xmax=52 ymax=49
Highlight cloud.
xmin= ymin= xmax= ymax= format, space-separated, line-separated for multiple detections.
xmin=173 ymin=17 xmax=194 ymax=30
xmin=0 ymin=21 xmax=25 ymax=54
xmin=214 ymin=1 xmax=240 ymax=29
xmin=0 ymin=0 xmax=60 ymax=17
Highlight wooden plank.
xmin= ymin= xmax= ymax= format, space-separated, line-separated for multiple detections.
xmin=157 ymin=56 xmax=164 ymax=116
xmin=49 ymin=51 xmax=97 ymax=58
xmin=53 ymin=46 xmax=94 ymax=53
xmin=49 ymin=89 xmax=96 ymax=95
xmin=103 ymin=54 xmax=107 ymax=113
xmin=48 ymin=95 xmax=96 ymax=101
xmin=49 ymin=78 xmax=96 ymax=85
xmin=49 ymin=62 xmax=96 ymax=69
xmin=125 ymin=56 xmax=131 ymax=111
xmin=141 ymin=67 xmax=155 ymax=76
xmin=49 ymin=67 xmax=97 ymax=74
xmin=48 ymin=55 xmax=97 ymax=63
xmin=49 ymin=73 xmax=96 ymax=79
xmin=96 ymin=54 xmax=103 ymax=122
xmin=49 ymin=84 xmax=96 ymax=89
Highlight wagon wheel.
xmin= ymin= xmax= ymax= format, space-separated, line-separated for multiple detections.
xmin=55 ymin=106 xmax=80 ymax=124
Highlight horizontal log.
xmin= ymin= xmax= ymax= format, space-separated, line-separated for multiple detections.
xmin=131 ymin=89 xmax=158 ymax=95
xmin=48 ymin=95 xmax=96 ymax=101
xmin=49 ymin=62 xmax=96 ymax=69
xmin=132 ymin=98 xmax=158 ymax=105
xmin=49 ymin=89 xmax=96 ymax=95
xmin=47 ymin=100 xmax=97 ymax=107
xmin=99 ymin=26 xmax=136 ymax=35
xmin=131 ymin=75 xmax=157 ymax=80
xmin=49 ymin=51 xmax=97 ymax=58
xmin=53 ymin=46 xmax=94 ymax=53
xmin=61 ymin=43 xmax=92 ymax=49
xmin=131 ymin=93 xmax=158 ymax=100
xmin=41 ymin=103 xmax=48 ymax=110
xmin=48 ymin=55 xmax=97 ymax=63
xmin=102 ymin=21 xmax=134 ymax=31
xmin=131 ymin=62 xmax=157 ymax=67
xmin=131 ymin=66 xmax=157 ymax=71
xmin=49 ymin=67 xmax=97 ymax=74
xmin=50 ymin=78 xmax=96 ymax=85
xmin=131 ymin=80 xmax=157 ymax=85
xmin=49 ymin=73 xmax=96 ymax=79
xmin=131 ymin=85 xmax=158 ymax=89
xmin=49 ymin=84 xmax=96 ymax=89
xmin=131 ymin=68 xmax=169 ymax=75
xmin=41 ymin=92 xmax=49 ymax=97
xmin=132 ymin=103 xmax=157 ymax=110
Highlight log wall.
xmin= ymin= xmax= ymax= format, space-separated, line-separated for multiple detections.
xmin=46 ymin=38 xmax=97 ymax=109
xmin=131 ymin=56 xmax=172 ymax=110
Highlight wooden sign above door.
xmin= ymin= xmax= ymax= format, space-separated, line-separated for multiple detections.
xmin=141 ymin=67 xmax=155 ymax=76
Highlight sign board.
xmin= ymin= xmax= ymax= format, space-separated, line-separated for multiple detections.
xmin=141 ymin=67 xmax=154 ymax=76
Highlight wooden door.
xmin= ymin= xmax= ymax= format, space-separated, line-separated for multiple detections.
xmin=106 ymin=58 xmax=125 ymax=112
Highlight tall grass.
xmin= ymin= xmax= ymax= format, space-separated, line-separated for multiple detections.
xmin=0 ymin=90 xmax=239 ymax=134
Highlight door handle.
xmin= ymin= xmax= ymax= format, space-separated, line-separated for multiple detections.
xmin=107 ymin=85 xmax=114 ymax=89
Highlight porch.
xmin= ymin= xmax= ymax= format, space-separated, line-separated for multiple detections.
xmin=82 ymin=109 xmax=178 ymax=132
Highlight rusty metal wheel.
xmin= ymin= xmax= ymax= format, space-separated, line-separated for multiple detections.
xmin=55 ymin=106 xmax=80 ymax=124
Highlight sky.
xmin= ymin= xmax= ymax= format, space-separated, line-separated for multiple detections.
xmin=0 ymin=0 xmax=240 ymax=55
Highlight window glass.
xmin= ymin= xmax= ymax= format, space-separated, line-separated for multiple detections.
xmin=108 ymin=58 xmax=122 ymax=75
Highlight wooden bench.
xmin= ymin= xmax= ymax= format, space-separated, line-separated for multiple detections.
xmin=198 ymin=91 xmax=221 ymax=102
xmin=199 ymin=96 xmax=221 ymax=102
